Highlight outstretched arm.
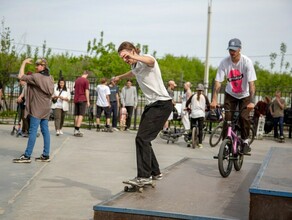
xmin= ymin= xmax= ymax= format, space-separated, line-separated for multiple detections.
xmin=18 ymin=58 xmax=33 ymax=79
xmin=120 ymin=50 xmax=155 ymax=67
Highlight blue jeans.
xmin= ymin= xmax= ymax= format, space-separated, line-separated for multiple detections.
xmin=24 ymin=115 xmax=50 ymax=157
xmin=110 ymin=101 xmax=118 ymax=128
xmin=273 ymin=116 xmax=284 ymax=138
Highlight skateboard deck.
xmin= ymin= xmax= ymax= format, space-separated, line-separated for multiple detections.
xmin=73 ymin=133 xmax=83 ymax=137
xmin=256 ymin=116 xmax=265 ymax=139
xmin=278 ymin=137 xmax=285 ymax=143
xmin=123 ymin=180 xmax=155 ymax=193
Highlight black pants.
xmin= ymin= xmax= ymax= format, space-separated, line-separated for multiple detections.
xmin=136 ymin=100 xmax=173 ymax=178
xmin=125 ymin=106 xmax=134 ymax=129
xmin=190 ymin=117 xmax=204 ymax=144
xmin=223 ymin=93 xmax=250 ymax=140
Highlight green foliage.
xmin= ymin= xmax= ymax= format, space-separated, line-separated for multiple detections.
xmin=158 ymin=55 xmax=217 ymax=87
xmin=1 ymin=22 xmax=292 ymax=94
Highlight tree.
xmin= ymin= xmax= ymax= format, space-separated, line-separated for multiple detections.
xmin=269 ymin=52 xmax=277 ymax=72
xmin=280 ymin=42 xmax=287 ymax=73
xmin=0 ymin=18 xmax=19 ymax=110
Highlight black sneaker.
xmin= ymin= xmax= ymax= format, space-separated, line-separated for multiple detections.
xmin=35 ymin=154 xmax=51 ymax=162
xmin=13 ymin=154 xmax=31 ymax=163
xmin=242 ymin=143 xmax=251 ymax=155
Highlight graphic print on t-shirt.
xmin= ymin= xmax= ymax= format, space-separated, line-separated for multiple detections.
xmin=227 ymin=69 xmax=243 ymax=93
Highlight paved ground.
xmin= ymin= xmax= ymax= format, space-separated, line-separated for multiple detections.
xmin=0 ymin=123 xmax=291 ymax=220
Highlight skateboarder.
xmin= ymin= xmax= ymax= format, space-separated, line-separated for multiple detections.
xmin=113 ymin=41 xmax=172 ymax=185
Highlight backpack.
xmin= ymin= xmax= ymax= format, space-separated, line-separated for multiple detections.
xmin=264 ymin=120 xmax=273 ymax=134
xmin=206 ymin=108 xmax=222 ymax=122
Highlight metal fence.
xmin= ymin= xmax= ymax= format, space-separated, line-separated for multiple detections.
xmin=1 ymin=76 xmax=292 ymax=129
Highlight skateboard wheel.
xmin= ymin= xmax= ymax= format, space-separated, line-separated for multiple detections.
xmin=124 ymin=186 xmax=129 ymax=192
xmin=138 ymin=187 xmax=143 ymax=193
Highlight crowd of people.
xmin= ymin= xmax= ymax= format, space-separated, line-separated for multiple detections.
xmin=8 ymin=39 xmax=289 ymax=186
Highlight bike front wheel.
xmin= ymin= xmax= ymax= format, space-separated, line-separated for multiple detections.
xmin=218 ymin=139 xmax=233 ymax=177
xmin=234 ymin=143 xmax=244 ymax=171
xmin=191 ymin=127 xmax=198 ymax=148
xmin=209 ymin=125 xmax=223 ymax=147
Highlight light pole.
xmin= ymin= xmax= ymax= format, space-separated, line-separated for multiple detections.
xmin=204 ymin=0 xmax=212 ymax=94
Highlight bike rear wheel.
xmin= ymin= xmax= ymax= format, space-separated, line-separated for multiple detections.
xmin=234 ymin=143 xmax=244 ymax=171
xmin=249 ymin=126 xmax=255 ymax=145
xmin=218 ymin=139 xmax=233 ymax=177
xmin=209 ymin=125 xmax=223 ymax=147
xmin=191 ymin=127 xmax=197 ymax=148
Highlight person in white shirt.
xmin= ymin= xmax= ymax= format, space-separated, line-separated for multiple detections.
xmin=96 ymin=78 xmax=112 ymax=132
xmin=51 ymin=78 xmax=71 ymax=136
xmin=113 ymin=41 xmax=172 ymax=185
xmin=186 ymin=84 xmax=206 ymax=148
xmin=181 ymin=81 xmax=192 ymax=131
xmin=210 ymin=38 xmax=257 ymax=154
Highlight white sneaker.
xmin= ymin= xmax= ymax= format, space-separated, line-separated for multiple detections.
xmin=198 ymin=144 xmax=203 ymax=148
xmin=112 ymin=127 xmax=119 ymax=132
xmin=74 ymin=129 xmax=83 ymax=137
xmin=59 ymin=130 xmax=63 ymax=135
xmin=128 ymin=177 xmax=152 ymax=185
xmin=56 ymin=130 xmax=60 ymax=136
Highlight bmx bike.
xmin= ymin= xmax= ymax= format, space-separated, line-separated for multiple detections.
xmin=213 ymin=108 xmax=251 ymax=178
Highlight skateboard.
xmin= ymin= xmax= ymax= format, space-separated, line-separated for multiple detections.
xmin=278 ymin=137 xmax=285 ymax=143
xmin=122 ymin=180 xmax=155 ymax=193
xmin=73 ymin=133 xmax=83 ymax=137
xmin=256 ymin=116 xmax=265 ymax=140
xmin=96 ymin=126 xmax=113 ymax=132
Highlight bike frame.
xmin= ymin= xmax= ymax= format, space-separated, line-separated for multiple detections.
xmin=226 ymin=122 xmax=241 ymax=155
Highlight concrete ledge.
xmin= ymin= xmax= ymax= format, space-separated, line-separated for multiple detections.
xmin=93 ymin=205 xmax=223 ymax=220
xmin=94 ymin=157 xmax=259 ymax=220
xmin=249 ymin=147 xmax=292 ymax=219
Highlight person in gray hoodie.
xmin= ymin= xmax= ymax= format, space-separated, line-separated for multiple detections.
xmin=120 ymin=79 xmax=137 ymax=130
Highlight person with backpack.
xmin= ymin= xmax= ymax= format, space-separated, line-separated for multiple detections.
xmin=186 ymin=84 xmax=207 ymax=148
xmin=253 ymin=96 xmax=271 ymax=135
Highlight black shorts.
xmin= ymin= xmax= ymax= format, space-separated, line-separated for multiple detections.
xmin=96 ymin=105 xmax=111 ymax=119
xmin=74 ymin=102 xmax=87 ymax=116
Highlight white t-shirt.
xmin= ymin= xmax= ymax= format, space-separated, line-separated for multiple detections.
xmin=131 ymin=55 xmax=171 ymax=105
xmin=96 ymin=84 xmax=110 ymax=107
xmin=216 ymin=54 xmax=257 ymax=99
xmin=190 ymin=94 xmax=206 ymax=119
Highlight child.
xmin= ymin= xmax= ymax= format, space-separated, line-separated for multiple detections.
xmin=119 ymin=107 xmax=127 ymax=131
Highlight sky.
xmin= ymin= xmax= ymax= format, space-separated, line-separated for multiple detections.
xmin=1 ymin=0 xmax=292 ymax=72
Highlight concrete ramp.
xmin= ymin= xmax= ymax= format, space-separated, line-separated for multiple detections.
xmin=249 ymin=147 xmax=292 ymax=219
xmin=94 ymin=157 xmax=261 ymax=220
